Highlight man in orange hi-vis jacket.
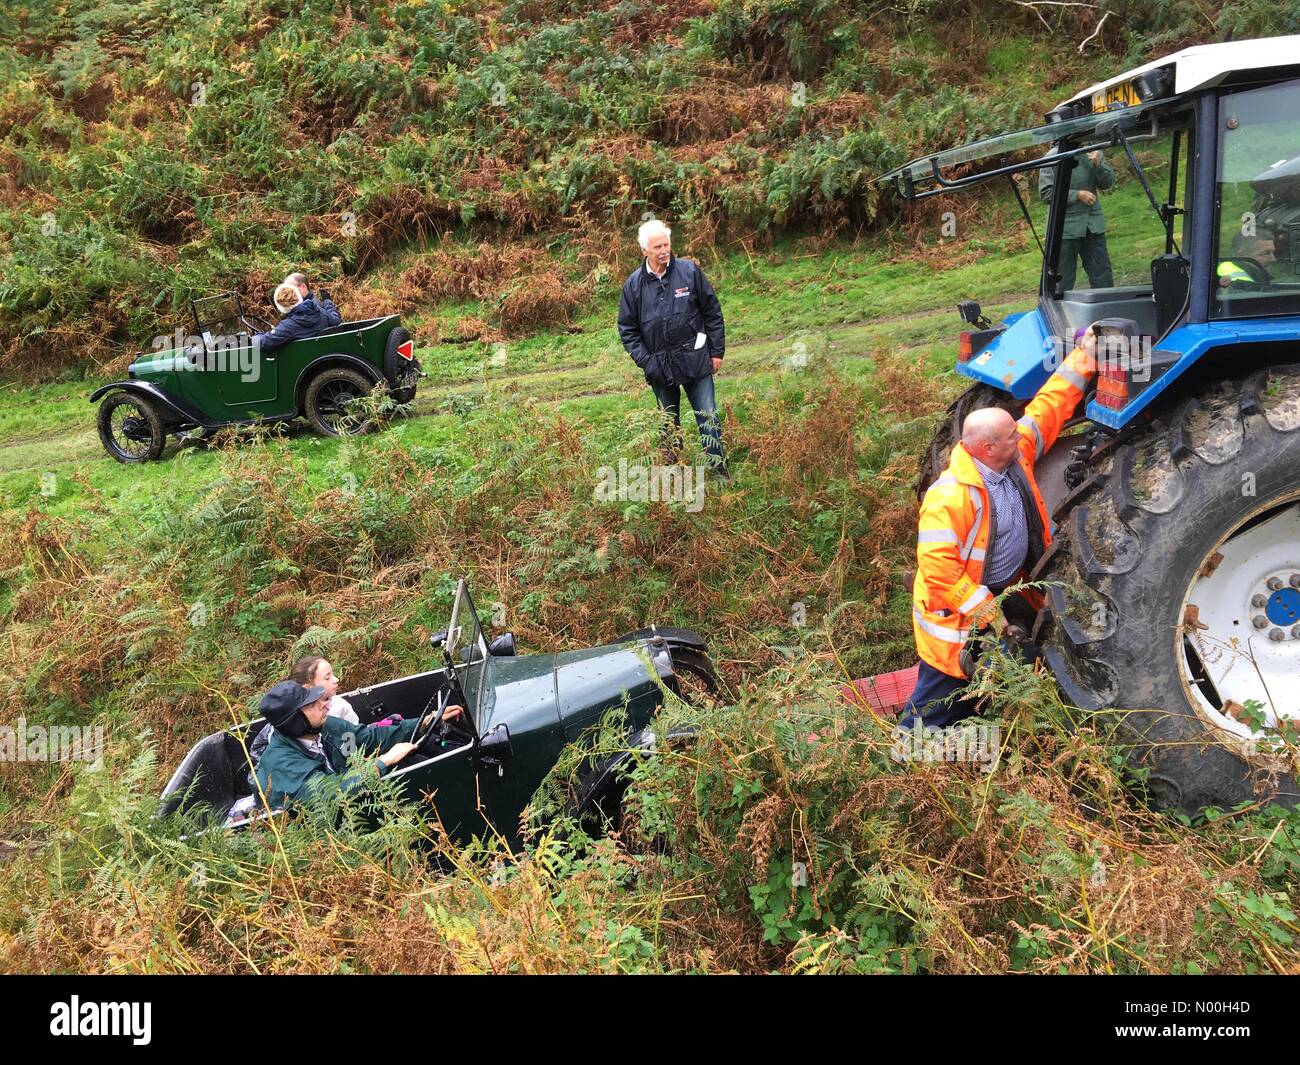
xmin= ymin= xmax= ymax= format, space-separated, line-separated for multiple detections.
xmin=899 ymin=328 xmax=1098 ymax=730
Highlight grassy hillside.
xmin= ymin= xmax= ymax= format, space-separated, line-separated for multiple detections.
xmin=2 ymin=1 xmax=1300 ymax=974
xmin=2 ymin=0 xmax=1292 ymax=377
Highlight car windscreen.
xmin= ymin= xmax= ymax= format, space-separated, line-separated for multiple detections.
xmin=191 ymin=295 xmax=242 ymax=337
xmin=446 ymin=579 xmax=489 ymax=731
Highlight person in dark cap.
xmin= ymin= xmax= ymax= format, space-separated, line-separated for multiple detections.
xmin=253 ymin=679 xmax=462 ymax=809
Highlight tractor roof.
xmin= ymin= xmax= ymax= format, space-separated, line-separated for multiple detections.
xmin=1063 ymin=35 xmax=1300 ymax=107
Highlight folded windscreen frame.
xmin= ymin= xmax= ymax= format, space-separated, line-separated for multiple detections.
xmin=190 ymin=293 xmax=243 ymax=338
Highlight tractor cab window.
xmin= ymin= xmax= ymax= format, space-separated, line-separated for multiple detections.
xmin=1213 ymin=78 xmax=1300 ymax=320
xmin=1043 ymin=115 xmax=1194 ymax=343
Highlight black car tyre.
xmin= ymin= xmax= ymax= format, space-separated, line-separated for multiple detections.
xmin=383 ymin=326 xmax=419 ymax=404
xmin=1032 ymin=366 xmax=1300 ymax=817
xmin=98 ymin=392 xmax=166 ymax=463
xmin=575 ymin=651 xmax=718 ymax=835
xmin=916 ymin=382 xmax=1025 ymax=500
xmin=305 ymin=367 xmax=376 ymax=436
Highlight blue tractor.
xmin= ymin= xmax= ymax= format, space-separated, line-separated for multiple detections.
xmin=886 ymin=36 xmax=1300 ymax=815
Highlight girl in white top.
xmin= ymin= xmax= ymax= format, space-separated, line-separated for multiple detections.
xmin=289 ymin=656 xmax=359 ymax=725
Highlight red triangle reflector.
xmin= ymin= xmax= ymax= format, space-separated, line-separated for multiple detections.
xmin=397 ymin=339 xmax=414 ymax=360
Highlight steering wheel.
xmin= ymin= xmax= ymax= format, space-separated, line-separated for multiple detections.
xmin=409 ymin=692 xmax=450 ymax=751
xmin=244 ymin=313 xmax=276 ymax=333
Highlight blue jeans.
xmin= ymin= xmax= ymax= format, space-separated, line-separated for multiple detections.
xmin=651 ymin=373 xmax=726 ymax=471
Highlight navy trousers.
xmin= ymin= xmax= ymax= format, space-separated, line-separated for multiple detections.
xmin=898 ymin=662 xmax=980 ymax=730
xmin=898 ymin=591 xmax=1037 ymax=730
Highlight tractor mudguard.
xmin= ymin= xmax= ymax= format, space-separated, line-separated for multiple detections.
xmin=956 ymin=310 xmax=1056 ymax=400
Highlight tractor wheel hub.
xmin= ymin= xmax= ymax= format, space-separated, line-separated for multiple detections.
xmin=1182 ymin=499 xmax=1300 ymax=736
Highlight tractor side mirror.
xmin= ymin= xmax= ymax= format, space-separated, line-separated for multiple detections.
xmin=488 ymin=632 xmax=516 ymax=657
xmin=478 ymin=724 xmax=512 ymax=770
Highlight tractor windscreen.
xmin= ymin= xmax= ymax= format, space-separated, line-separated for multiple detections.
xmin=1212 ymin=77 xmax=1300 ymax=321
xmin=881 ymin=95 xmax=1177 ymax=201
xmin=885 ymin=97 xmax=1196 ymax=344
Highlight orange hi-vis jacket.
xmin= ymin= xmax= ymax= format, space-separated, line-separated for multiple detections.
xmin=913 ymin=345 xmax=1097 ymax=678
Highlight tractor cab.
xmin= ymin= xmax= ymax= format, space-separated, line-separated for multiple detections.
xmin=884 ymin=35 xmax=1300 ymax=430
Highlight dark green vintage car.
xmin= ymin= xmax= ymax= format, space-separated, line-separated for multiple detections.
xmin=160 ymin=579 xmax=717 ymax=847
xmin=92 ymin=292 xmax=422 ymax=463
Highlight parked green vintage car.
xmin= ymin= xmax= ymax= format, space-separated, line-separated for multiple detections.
xmin=92 ymin=293 xmax=422 ymax=463
xmin=159 ymin=579 xmax=718 ymax=847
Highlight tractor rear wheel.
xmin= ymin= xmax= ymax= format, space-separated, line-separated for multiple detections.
xmin=1031 ymin=366 xmax=1300 ymax=816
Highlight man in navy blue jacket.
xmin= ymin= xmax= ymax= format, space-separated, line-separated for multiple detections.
xmin=253 ymin=275 xmax=343 ymax=354
xmin=617 ymin=221 xmax=728 ymax=475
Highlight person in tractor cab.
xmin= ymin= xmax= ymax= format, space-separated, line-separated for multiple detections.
xmin=899 ymin=328 xmax=1099 ymax=730
xmin=251 ymin=278 xmax=343 ymax=355
xmin=1252 ymin=155 xmax=1300 ymax=269
xmin=1217 ymin=231 xmax=1277 ymax=287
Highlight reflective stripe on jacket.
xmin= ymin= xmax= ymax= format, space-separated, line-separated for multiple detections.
xmin=912 ymin=345 xmax=1096 ymax=677
xmin=1217 ymin=260 xmax=1253 ymax=286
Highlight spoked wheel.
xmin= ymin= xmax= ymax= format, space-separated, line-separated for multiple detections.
xmin=97 ymin=392 xmax=166 ymax=463
xmin=1033 ymin=366 xmax=1300 ymax=816
xmin=305 ymin=368 xmax=375 ymax=436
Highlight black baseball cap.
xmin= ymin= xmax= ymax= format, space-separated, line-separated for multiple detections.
xmin=259 ymin=680 xmax=327 ymax=738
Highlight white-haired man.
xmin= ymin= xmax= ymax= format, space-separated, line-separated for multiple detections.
xmin=617 ymin=219 xmax=728 ymax=475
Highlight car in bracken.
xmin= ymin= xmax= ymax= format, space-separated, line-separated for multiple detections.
xmin=159 ymin=579 xmax=718 ymax=847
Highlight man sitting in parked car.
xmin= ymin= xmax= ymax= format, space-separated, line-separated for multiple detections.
xmin=251 ymin=279 xmax=343 ymax=354
xmin=253 ymin=679 xmax=462 ymax=809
